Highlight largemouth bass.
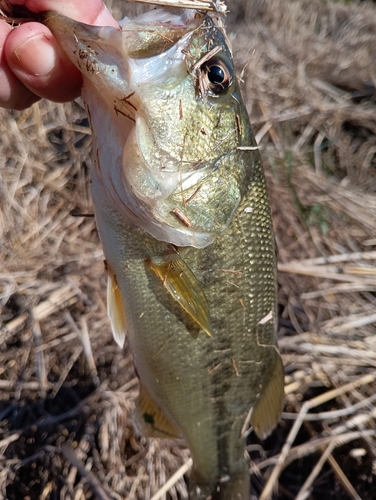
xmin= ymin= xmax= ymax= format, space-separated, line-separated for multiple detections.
xmin=44 ymin=6 xmax=284 ymax=499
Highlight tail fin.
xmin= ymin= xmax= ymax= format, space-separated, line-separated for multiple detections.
xmin=189 ymin=471 xmax=249 ymax=500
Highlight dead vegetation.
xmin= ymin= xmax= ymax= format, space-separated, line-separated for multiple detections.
xmin=1 ymin=0 xmax=376 ymax=498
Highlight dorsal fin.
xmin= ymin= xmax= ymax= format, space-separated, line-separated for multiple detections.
xmin=146 ymin=250 xmax=213 ymax=337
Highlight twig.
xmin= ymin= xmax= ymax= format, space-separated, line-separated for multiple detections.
xmin=150 ymin=459 xmax=193 ymax=500
xmin=123 ymin=444 xmax=149 ymax=468
xmin=295 ymin=440 xmax=337 ymax=500
xmin=326 ymin=454 xmax=362 ymax=500
xmin=329 ymin=312 xmax=376 ymax=333
xmin=333 ymin=407 xmax=376 ymax=435
xmin=65 ymin=312 xmax=100 ymax=387
xmin=32 ymin=321 xmax=48 ymax=395
xmin=126 ymin=0 xmax=217 ymax=11
xmin=0 ymin=380 xmax=53 ymax=390
xmin=301 ymin=283 xmax=376 ymax=299
xmin=117 ymin=377 xmax=140 ymax=392
xmin=293 ymin=123 xmax=315 ymax=152
xmin=237 ymin=146 xmax=261 ymax=151
xmin=293 ymin=343 xmax=376 ymax=362
xmin=128 ymin=465 xmax=147 ymax=500
xmin=80 ymin=317 xmax=99 ymax=386
xmin=0 ymin=432 xmax=21 ymax=449
xmin=2 ymin=284 xmax=78 ymax=336
xmin=259 ymin=372 xmax=376 ymax=500
xmin=303 ymin=419 xmax=363 ymax=500
xmin=255 ymin=122 xmax=272 ymax=144
xmin=313 ymin=132 xmax=325 ymax=175
xmin=286 ymin=250 xmax=376 ymax=266
xmin=278 ymin=263 xmax=376 ymax=285
xmin=51 ymin=346 xmax=83 ymax=398
xmin=61 ymin=444 xmax=112 ymax=500
xmin=282 ymin=393 xmax=376 ymax=421
xmin=254 ymin=429 xmax=376 ymax=471
xmin=259 ymin=102 xmax=284 ymax=157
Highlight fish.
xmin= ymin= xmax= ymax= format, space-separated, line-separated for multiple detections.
xmin=43 ymin=6 xmax=284 ymax=499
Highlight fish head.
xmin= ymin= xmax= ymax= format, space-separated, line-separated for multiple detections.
xmin=45 ymin=8 xmax=254 ymax=248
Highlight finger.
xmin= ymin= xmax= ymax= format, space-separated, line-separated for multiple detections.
xmin=5 ymin=22 xmax=83 ymax=103
xmin=0 ymin=20 xmax=40 ymax=109
xmin=4 ymin=1 xmax=119 ymax=104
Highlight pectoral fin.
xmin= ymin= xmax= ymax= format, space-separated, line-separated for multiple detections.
xmin=136 ymin=385 xmax=181 ymax=439
xmin=107 ymin=268 xmax=127 ymax=348
xmin=251 ymin=351 xmax=284 ymax=439
xmin=147 ymin=251 xmax=212 ymax=337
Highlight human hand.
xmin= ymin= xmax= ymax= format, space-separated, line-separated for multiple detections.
xmin=0 ymin=0 xmax=119 ymax=109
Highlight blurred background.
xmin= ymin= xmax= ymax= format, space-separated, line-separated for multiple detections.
xmin=1 ymin=0 xmax=376 ymax=498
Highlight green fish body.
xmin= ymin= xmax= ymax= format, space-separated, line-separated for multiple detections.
xmin=45 ymin=8 xmax=284 ymax=499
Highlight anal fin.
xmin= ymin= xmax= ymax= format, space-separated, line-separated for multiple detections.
xmin=251 ymin=351 xmax=284 ymax=439
xmin=136 ymin=385 xmax=181 ymax=439
xmin=107 ymin=265 xmax=127 ymax=348
xmin=146 ymin=250 xmax=212 ymax=337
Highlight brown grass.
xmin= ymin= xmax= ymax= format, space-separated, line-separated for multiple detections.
xmin=1 ymin=0 xmax=376 ymax=498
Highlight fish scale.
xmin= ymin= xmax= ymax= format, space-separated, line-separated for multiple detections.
xmin=43 ymin=7 xmax=284 ymax=499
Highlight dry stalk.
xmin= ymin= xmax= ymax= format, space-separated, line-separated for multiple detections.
xmin=0 ymin=433 xmax=21 ymax=450
xmin=150 ymin=459 xmax=193 ymax=500
xmin=125 ymin=0 xmax=226 ymax=12
xmin=295 ymin=440 xmax=337 ymax=500
xmin=259 ymin=372 xmax=376 ymax=500
xmin=32 ymin=321 xmax=48 ymax=394
xmin=2 ymin=284 xmax=78 ymax=336
xmin=282 ymin=393 xmax=376 ymax=421
xmin=254 ymin=429 xmax=376 ymax=471
xmin=61 ymin=444 xmax=112 ymax=500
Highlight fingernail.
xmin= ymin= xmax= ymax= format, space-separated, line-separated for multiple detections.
xmin=94 ymin=5 xmax=120 ymax=28
xmin=12 ymin=34 xmax=56 ymax=77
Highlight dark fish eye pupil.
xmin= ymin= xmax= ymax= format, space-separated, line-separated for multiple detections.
xmin=208 ymin=65 xmax=225 ymax=84
xmin=199 ymin=57 xmax=232 ymax=95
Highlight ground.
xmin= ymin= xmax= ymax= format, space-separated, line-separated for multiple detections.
xmin=1 ymin=0 xmax=376 ymax=499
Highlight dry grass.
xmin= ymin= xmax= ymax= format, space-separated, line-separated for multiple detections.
xmin=1 ymin=0 xmax=376 ymax=498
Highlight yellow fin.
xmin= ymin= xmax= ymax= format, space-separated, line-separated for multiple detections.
xmin=147 ymin=251 xmax=213 ymax=337
xmin=136 ymin=385 xmax=181 ymax=438
xmin=107 ymin=268 xmax=127 ymax=348
xmin=251 ymin=351 xmax=284 ymax=439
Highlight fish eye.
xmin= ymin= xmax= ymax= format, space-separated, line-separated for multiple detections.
xmin=201 ymin=57 xmax=233 ymax=95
